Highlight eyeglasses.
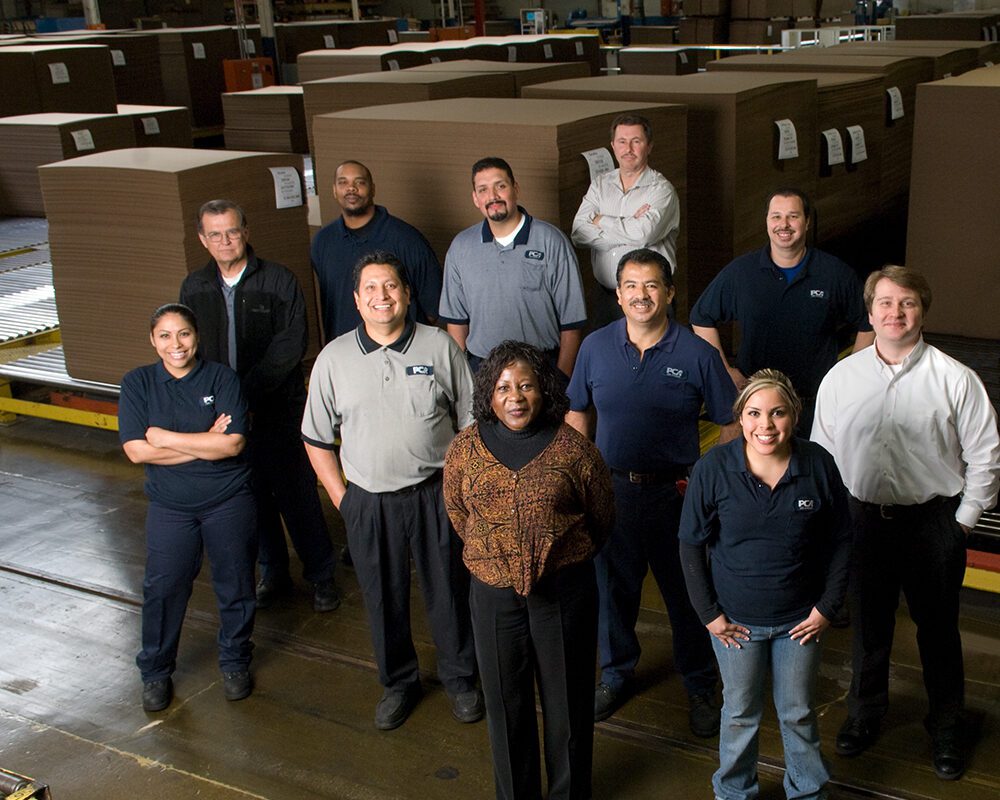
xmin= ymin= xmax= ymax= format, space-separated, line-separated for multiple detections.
xmin=203 ymin=228 xmax=245 ymax=243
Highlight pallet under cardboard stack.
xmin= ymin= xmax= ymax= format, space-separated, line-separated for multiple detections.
xmin=301 ymin=71 xmax=516 ymax=156
xmin=0 ymin=45 xmax=118 ymax=117
xmin=311 ymin=98 xmax=688 ymax=312
xmin=222 ymin=86 xmax=308 ymax=153
xmin=906 ymin=65 xmax=1000 ymax=340
xmin=0 ymin=112 xmax=136 ymax=216
xmin=38 ymin=148 xmax=320 ymax=384
xmin=521 ymin=73 xmax=817 ymax=304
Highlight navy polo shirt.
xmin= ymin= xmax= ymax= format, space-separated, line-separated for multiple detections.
xmin=689 ymin=245 xmax=870 ymax=398
xmin=679 ymin=437 xmax=851 ymax=626
xmin=119 ymin=359 xmax=250 ymax=512
xmin=567 ymin=319 xmax=735 ymax=471
xmin=310 ymin=205 xmax=442 ymax=341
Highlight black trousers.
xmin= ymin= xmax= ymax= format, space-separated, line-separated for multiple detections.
xmin=846 ymin=496 xmax=966 ymax=732
xmin=339 ymin=474 xmax=476 ymax=694
xmin=471 ymin=561 xmax=598 ymax=800
xmin=250 ymin=429 xmax=335 ymax=585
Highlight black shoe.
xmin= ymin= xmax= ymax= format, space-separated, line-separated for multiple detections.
xmin=255 ymin=574 xmax=292 ymax=609
xmin=594 ymin=682 xmax=627 ymax=722
xmin=931 ymin=727 xmax=965 ymax=780
xmin=449 ymin=689 xmax=484 ymax=723
xmin=689 ymin=692 xmax=721 ymax=738
xmin=142 ymin=677 xmax=173 ymax=712
xmin=223 ymin=670 xmax=252 ymax=701
xmin=313 ymin=579 xmax=341 ymax=613
xmin=836 ymin=716 xmax=880 ymax=757
xmin=375 ymin=684 xmax=422 ymax=731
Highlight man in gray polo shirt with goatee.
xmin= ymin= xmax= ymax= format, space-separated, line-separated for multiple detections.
xmin=302 ymin=249 xmax=482 ymax=731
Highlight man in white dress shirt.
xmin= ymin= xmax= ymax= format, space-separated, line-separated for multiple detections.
xmin=812 ymin=265 xmax=999 ymax=781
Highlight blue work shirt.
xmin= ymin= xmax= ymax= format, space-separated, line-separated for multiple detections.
xmin=679 ymin=437 xmax=851 ymax=626
xmin=118 ymin=358 xmax=250 ymax=512
xmin=567 ymin=319 xmax=735 ymax=471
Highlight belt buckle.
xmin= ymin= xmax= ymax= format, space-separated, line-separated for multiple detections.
xmin=879 ymin=504 xmax=894 ymax=520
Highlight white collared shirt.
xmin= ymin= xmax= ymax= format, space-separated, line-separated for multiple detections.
xmin=812 ymin=337 xmax=1000 ymax=528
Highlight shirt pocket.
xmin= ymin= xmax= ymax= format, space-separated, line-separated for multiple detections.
xmin=404 ymin=374 xmax=440 ymax=418
xmin=520 ymin=260 xmax=546 ymax=292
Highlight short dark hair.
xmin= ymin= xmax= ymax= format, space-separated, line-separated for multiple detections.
xmin=765 ymin=187 xmax=812 ymax=221
xmin=471 ymin=157 xmax=515 ymax=186
xmin=616 ymin=248 xmax=674 ymax=287
xmin=472 ymin=341 xmax=569 ymax=427
xmin=351 ymin=250 xmax=411 ymax=294
xmin=863 ymin=264 xmax=932 ymax=314
xmin=197 ymin=199 xmax=247 ymax=232
xmin=150 ymin=303 xmax=198 ymax=333
xmin=610 ymin=113 xmax=653 ymax=143
xmin=335 ymin=160 xmax=373 ymax=184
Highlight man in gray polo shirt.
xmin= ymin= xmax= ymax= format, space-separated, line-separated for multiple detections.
xmin=302 ymin=250 xmax=482 ymax=731
xmin=439 ymin=156 xmax=587 ymax=377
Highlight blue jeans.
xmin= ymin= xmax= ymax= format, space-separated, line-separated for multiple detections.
xmin=711 ymin=619 xmax=829 ymax=800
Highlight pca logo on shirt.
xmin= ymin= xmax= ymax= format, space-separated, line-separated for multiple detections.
xmin=406 ymin=365 xmax=434 ymax=376
xmin=662 ymin=367 xmax=686 ymax=380
xmin=201 ymin=395 xmax=215 ymax=406
xmin=797 ymin=499 xmax=816 ymax=511
xmin=810 ymin=290 xmax=825 ymax=299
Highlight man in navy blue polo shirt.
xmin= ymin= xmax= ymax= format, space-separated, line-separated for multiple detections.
xmin=689 ymin=188 xmax=873 ymax=434
xmin=566 ymin=248 xmax=738 ymax=736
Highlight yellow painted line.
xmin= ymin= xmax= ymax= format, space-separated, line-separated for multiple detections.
xmin=964 ymin=566 xmax=1000 ymax=594
xmin=0 ymin=396 xmax=118 ymax=431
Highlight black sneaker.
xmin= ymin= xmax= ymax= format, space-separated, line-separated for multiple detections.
xmin=223 ymin=670 xmax=253 ymax=701
xmin=689 ymin=692 xmax=721 ymax=738
xmin=836 ymin=716 xmax=880 ymax=757
xmin=313 ymin=579 xmax=341 ymax=613
xmin=255 ymin=574 xmax=292 ymax=609
xmin=594 ymin=682 xmax=627 ymax=722
xmin=375 ymin=684 xmax=422 ymax=730
xmin=142 ymin=677 xmax=173 ymax=712
xmin=449 ymin=689 xmax=484 ymax=723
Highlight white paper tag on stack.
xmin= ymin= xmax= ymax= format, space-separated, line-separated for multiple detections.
xmin=822 ymin=129 xmax=845 ymax=165
xmin=775 ymin=119 xmax=799 ymax=160
xmin=581 ymin=148 xmax=615 ymax=182
xmin=71 ymin=129 xmax=95 ymax=151
xmin=49 ymin=62 xmax=70 ymax=84
xmin=141 ymin=117 xmax=161 ymax=136
xmin=268 ymin=167 xmax=304 ymax=209
xmin=846 ymin=125 xmax=868 ymax=163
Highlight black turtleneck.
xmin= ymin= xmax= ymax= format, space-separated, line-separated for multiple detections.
xmin=479 ymin=419 xmax=559 ymax=471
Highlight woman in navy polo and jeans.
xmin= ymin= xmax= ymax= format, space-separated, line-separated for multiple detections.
xmin=119 ymin=303 xmax=256 ymax=712
xmin=679 ymin=369 xmax=851 ymax=800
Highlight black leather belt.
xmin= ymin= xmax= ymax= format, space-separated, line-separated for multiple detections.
xmin=852 ymin=494 xmax=956 ymax=520
xmin=612 ymin=466 xmax=688 ymax=485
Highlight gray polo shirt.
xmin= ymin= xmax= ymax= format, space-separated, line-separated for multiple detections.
xmin=302 ymin=321 xmax=474 ymax=493
xmin=438 ymin=210 xmax=587 ymax=359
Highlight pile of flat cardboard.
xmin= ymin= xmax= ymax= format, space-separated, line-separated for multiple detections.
xmin=311 ymin=98 xmax=688 ymax=312
xmin=522 ymin=73 xmax=818 ymax=302
xmin=831 ymin=40 xmax=981 ymax=80
xmin=0 ymin=45 xmax=118 ymax=117
xmin=117 ymin=104 xmax=193 ymax=148
xmin=907 ymin=65 xmax=1000 ymax=338
xmin=38 ymin=147 xmax=320 ymax=383
xmin=403 ymin=60 xmax=592 ymax=94
xmin=223 ymin=86 xmax=308 ymax=153
xmin=896 ymin=12 xmax=1000 ymax=42
xmin=617 ymin=46 xmax=700 ymax=76
xmin=0 ymin=112 xmax=135 ymax=216
xmin=276 ymin=19 xmax=399 ymax=64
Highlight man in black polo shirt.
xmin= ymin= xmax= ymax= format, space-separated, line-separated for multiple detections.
xmin=181 ymin=199 xmax=338 ymax=613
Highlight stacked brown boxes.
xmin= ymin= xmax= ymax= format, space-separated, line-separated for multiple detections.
xmin=301 ymin=71 xmax=515 ymax=155
xmin=680 ymin=0 xmax=731 ymax=44
xmin=223 ymin=86 xmax=308 ymax=153
xmin=522 ymin=73 xmax=818 ymax=304
xmin=729 ymin=0 xmax=793 ymax=44
xmin=0 ymin=45 xmax=118 ymax=117
xmin=144 ymin=27 xmax=239 ymax=127
xmin=906 ymin=66 xmax=1000 ymax=338
xmin=831 ymin=41 xmax=980 ymax=80
xmin=311 ymin=98 xmax=688 ymax=311
xmin=629 ymin=26 xmax=681 ymax=45
xmin=706 ymin=59 xmax=883 ymax=244
xmin=617 ymin=46 xmax=700 ymax=75
xmin=38 ymin=148 xmax=319 ymax=384
xmin=117 ymin=104 xmax=193 ymax=148
xmin=0 ymin=112 xmax=135 ymax=216
xmin=896 ymin=12 xmax=1000 ymax=42
xmin=403 ymin=60 xmax=592 ymax=94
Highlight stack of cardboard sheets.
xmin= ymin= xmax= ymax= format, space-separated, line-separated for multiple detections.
xmin=222 ymin=86 xmax=308 ymax=153
xmin=117 ymin=104 xmax=193 ymax=147
xmin=403 ymin=60 xmax=592 ymax=94
xmin=617 ymin=46 xmax=700 ymax=75
xmin=896 ymin=12 xmax=1000 ymax=42
xmin=301 ymin=71 xmax=515 ymax=155
xmin=0 ymin=112 xmax=135 ymax=216
xmin=522 ymin=73 xmax=818 ymax=303
xmin=860 ymin=37 xmax=1000 ymax=66
xmin=275 ymin=19 xmax=399 ymax=63
xmin=906 ymin=65 xmax=1000 ymax=339
xmin=830 ymin=41 xmax=980 ymax=80
xmin=702 ymin=51 xmax=933 ymax=214
xmin=144 ymin=27 xmax=239 ymax=127
xmin=311 ymin=98 xmax=689 ymax=311
xmin=38 ymin=147 xmax=320 ymax=383
xmin=297 ymin=45 xmax=436 ymax=82
xmin=0 ymin=45 xmax=118 ymax=117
